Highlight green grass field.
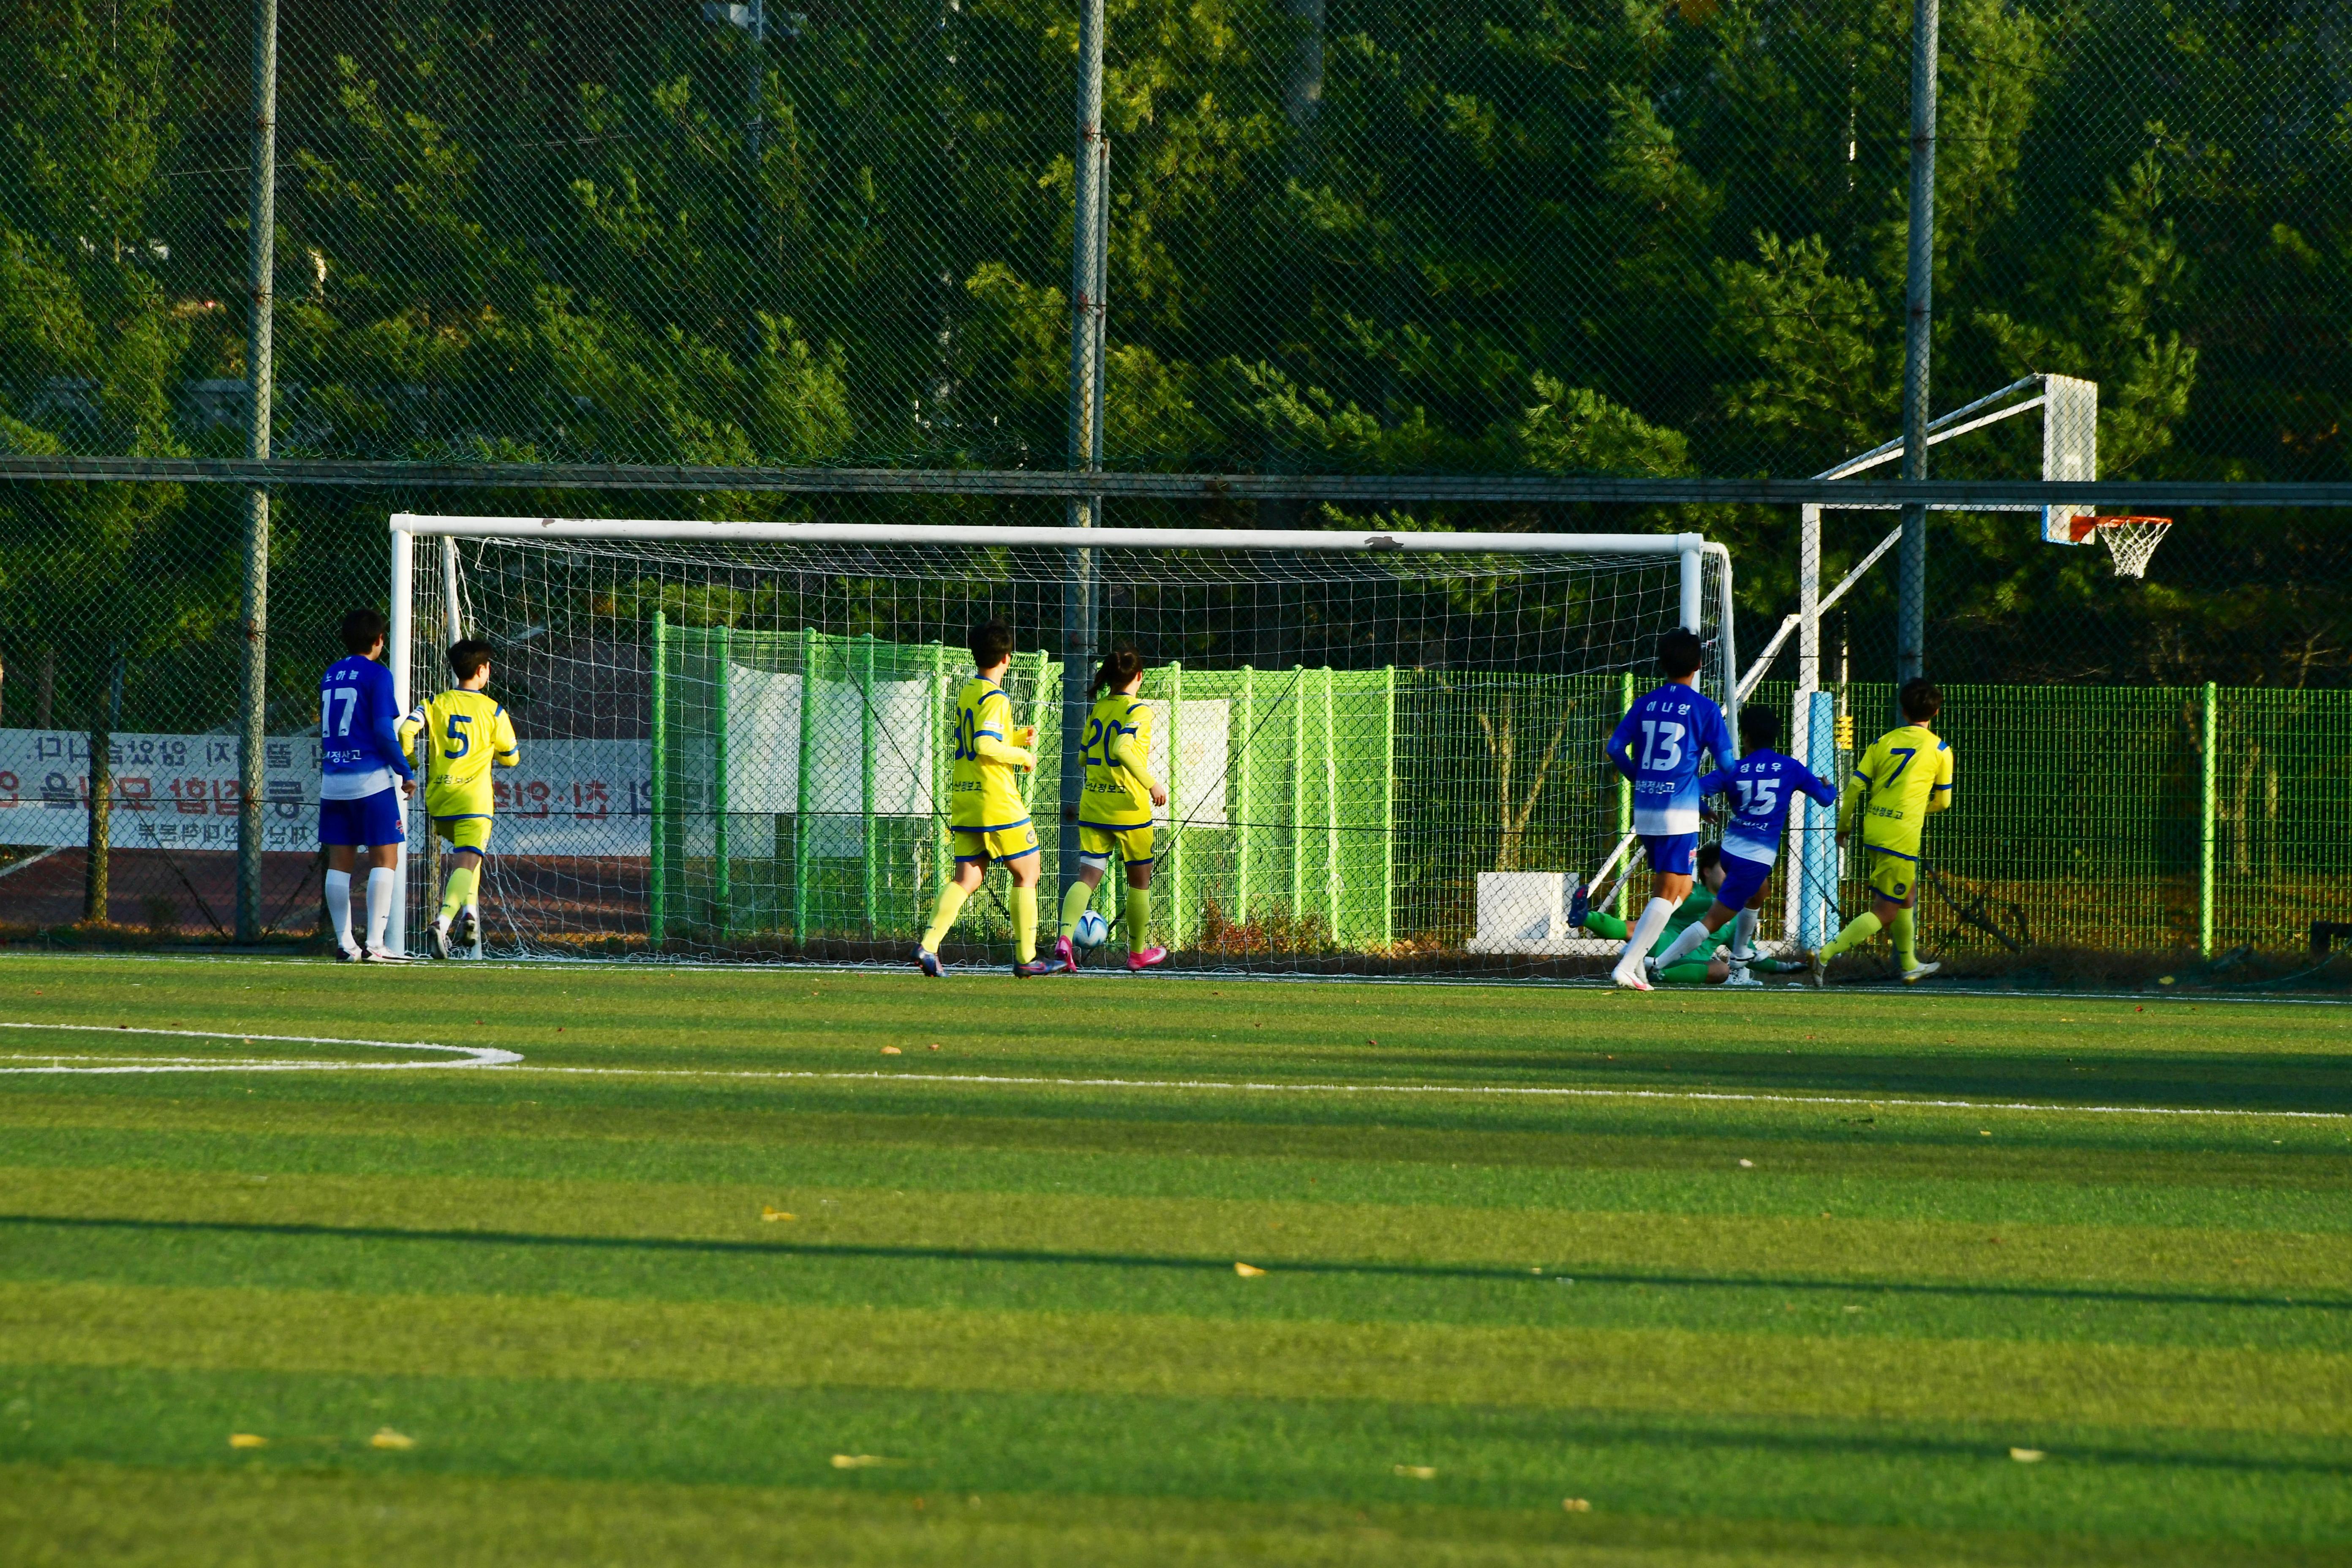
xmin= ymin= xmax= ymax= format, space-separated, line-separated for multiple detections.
xmin=2 ymin=956 xmax=2349 ymax=1565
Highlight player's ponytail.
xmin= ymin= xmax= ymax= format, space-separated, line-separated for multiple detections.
xmin=1089 ymin=641 xmax=1144 ymax=699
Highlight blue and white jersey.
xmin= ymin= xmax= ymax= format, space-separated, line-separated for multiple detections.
xmin=318 ymin=654 xmax=414 ymax=800
xmin=1700 ymin=746 xmax=1836 ymax=867
xmin=1606 ymin=682 xmax=1736 ymax=836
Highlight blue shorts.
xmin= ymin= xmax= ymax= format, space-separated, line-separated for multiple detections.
xmin=1642 ymin=831 xmax=1699 ymax=878
xmin=320 ymin=789 xmax=405 ymax=849
xmin=1715 ymin=848 xmax=1773 ymax=912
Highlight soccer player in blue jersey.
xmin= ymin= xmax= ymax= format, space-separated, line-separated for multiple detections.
xmin=1650 ymin=705 xmax=1835 ymax=981
xmin=319 ymin=609 xmax=415 ymax=961
xmin=1603 ymin=629 xmax=1737 ymax=991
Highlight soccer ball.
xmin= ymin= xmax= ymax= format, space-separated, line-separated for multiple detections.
xmin=1073 ymin=909 xmax=1111 ymax=952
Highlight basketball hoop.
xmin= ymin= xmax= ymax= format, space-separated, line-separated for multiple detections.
xmin=2066 ymin=514 xmax=2170 ymax=579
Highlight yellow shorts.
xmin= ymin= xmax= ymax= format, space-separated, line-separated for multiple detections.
xmin=434 ymin=816 xmax=493 ymax=854
xmin=952 ymin=821 xmax=1039 ymax=864
xmin=1078 ymin=822 xmax=1154 ymax=865
xmin=1864 ymin=845 xmax=1917 ymax=906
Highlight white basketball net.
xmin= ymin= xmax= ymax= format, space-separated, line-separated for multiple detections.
xmin=2096 ymin=518 xmax=2171 ymax=579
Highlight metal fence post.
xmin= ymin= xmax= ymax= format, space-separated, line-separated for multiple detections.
xmin=1616 ymin=669 xmax=1633 ymax=919
xmin=1168 ymin=659 xmax=1184 ymax=948
xmin=1237 ymin=664 xmax=1254 ymax=926
xmin=234 ymin=0 xmax=278 ymax=942
xmin=929 ymin=640 xmax=947 ymax=928
xmin=649 ymin=611 xmax=667 ymax=950
xmin=793 ymin=623 xmax=815 ymax=944
xmin=2200 ymin=681 xmax=2218 ymax=956
xmin=859 ymin=632 xmax=877 ymax=932
xmin=714 ymin=623 xmax=732 ymax=937
xmin=1380 ymin=664 xmax=1396 ymax=948
xmin=1322 ymin=667 xmax=1339 ymax=941
xmin=84 ymin=647 xmax=123 ymax=925
xmin=1894 ymin=0 xmax=1939 ymax=691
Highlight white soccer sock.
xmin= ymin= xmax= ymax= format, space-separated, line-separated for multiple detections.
xmin=365 ymin=867 xmax=397 ymax=951
xmin=325 ymin=870 xmax=354 ymax=949
xmin=1617 ymin=897 xmax=1677 ymax=969
xmin=1731 ymin=907 xmax=1759 ymax=961
xmin=1654 ymin=918 xmax=1712 ymax=970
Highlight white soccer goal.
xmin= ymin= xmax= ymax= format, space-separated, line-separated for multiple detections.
xmin=385 ymin=512 xmax=1736 ymax=972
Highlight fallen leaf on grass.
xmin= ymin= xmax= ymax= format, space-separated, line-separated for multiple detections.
xmin=370 ymin=1428 xmax=415 ymax=1450
xmin=832 ymin=1454 xmax=893 ymax=1469
xmin=1737 ymin=1159 xmax=1755 ymax=1168
xmin=761 ymin=1206 xmax=796 ymax=1222
xmin=881 ymin=1046 xmax=902 ymax=1056
xmin=928 ymin=1043 xmax=940 ymax=1051
xmin=1392 ymin=1465 xmax=1436 ymax=1480
xmin=2009 ymin=1448 xmax=2045 ymax=1463
xmin=1233 ymin=1261 xmax=1266 ymax=1278
xmin=1563 ymin=1498 xmax=1593 ymax=1513
xmin=228 ymin=1433 xmax=267 ymax=1450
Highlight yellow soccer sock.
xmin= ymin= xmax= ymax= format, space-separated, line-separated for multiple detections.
xmin=1818 ymin=910 xmax=1882 ymax=961
xmin=1058 ymin=879 xmax=1094 ymax=940
xmin=1124 ymin=885 xmax=1151 ymax=951
xmin=437 ymin=864 xmax=477 ymax=924
xmin=1010 ymin=885 xmax=1039 ymax=964
xmin=921 ymin=882 xmax=972 ymax=952
xmin=1889 ymin=909 xmax=1918 ymax=971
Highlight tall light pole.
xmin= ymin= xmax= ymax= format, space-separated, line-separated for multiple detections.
xmin=234 ymin=0 xmax=278 ymax=942
xmin=1894 ymin=0 xmax=1938 ymax=691
xmin=1056 ymin=0 xmax=1106 ymax=904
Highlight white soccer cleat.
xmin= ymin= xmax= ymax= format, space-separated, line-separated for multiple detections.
xmin=1723 ymin=962 xmax=1764 ymax=989
xmin=1901 ymin=960 xmax=1942 ymax=985
xmin=1801 ymin=949 xmax=1827 ymax=988
xmin=1611 ymin=960 xmax=1653 ymax=992
xmin=428 ymin=921 xmax=453 ymax=961
xmin=361 ymin=946 xmax=408 ymax=964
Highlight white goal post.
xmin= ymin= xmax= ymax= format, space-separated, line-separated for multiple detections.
xmin=384 ymin=512 xmax=1737 ymax=968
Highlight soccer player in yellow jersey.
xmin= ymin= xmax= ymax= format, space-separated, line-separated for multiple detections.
xmin=397 ymin=639 xmax=520 ymax=960
xmin=915 ymin=620 xmax=1051 ymax=977
xmin=1054 ymin=641 xmax=1170 ymax=973
xmin=1807 ymin=678 xmax=1953 ymax=985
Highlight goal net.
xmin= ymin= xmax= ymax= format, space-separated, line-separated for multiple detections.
xmin=389 ymin=511 xmax=1735 ymax=975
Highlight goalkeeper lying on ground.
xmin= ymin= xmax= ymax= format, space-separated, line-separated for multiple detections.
xmin=1570 ymin=844 xmax=1797 ymax=986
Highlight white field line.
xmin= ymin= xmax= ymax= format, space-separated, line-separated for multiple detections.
xmin=0 ymin=1021 xmax=520 ymax=1074
xmin=514 ymin=1064 xmax=2350 ymax=1123
xmin=12 ymin=953 xmax=2352 ymax=1008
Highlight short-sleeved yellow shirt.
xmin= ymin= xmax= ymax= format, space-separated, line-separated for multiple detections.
xmin=399 ymin=689 xmax=519 ymax=820
xmin=1079 ymin=691 xmax=1155 ymax=830
xmin=948 ymin=677 xmax=1032 ymax=830
xmin=1846 ymin=722 xmax=1952 ymax=856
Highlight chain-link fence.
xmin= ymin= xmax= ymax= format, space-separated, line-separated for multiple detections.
xmin=1 ymin=0 xmax=2349 ymax=955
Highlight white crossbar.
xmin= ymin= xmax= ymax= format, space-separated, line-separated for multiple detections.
xmin=390 ymin=513 xmax=1707 ymax=556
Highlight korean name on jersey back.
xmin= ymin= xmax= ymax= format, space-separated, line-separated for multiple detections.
xmin=319 ymin=656 xmax=402 ymax=797
xmin=1704 ymin=748 xmax=1836 ymax=868
xmin=1609 ymin=685 xmax=1734 ymax=836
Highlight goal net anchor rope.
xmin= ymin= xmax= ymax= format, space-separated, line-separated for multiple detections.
xmin=385 ymin=514 xmax=1738 ymax=970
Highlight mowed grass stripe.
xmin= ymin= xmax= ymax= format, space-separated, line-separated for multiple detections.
xmin=13 ymin=1213 xmax=2342 ymax=1353
xmin=10 ymin=959 xmax=2352 ymax=1111
xmin=9 ymin=1092 xmax=2348 ymax=1184
xmin=3 ymin=1167 xmax=2346 ymax=1298
xmin=9 ymin=1369 xmax=2352 ymax=1550
xmin=4 ymin=1110 xmax=2348 ymax=1234
xmin=7 ymin=1280 xmax=2351 ymax=1436
xmin=13 ymin=1462 xmax=2339 ymax=1568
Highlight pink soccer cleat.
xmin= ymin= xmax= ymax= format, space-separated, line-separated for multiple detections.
xmin=1053 ymin=935 xmax=1079 ymax=974
xmin=1126 ymin=945 xmax=1168 ymax=972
